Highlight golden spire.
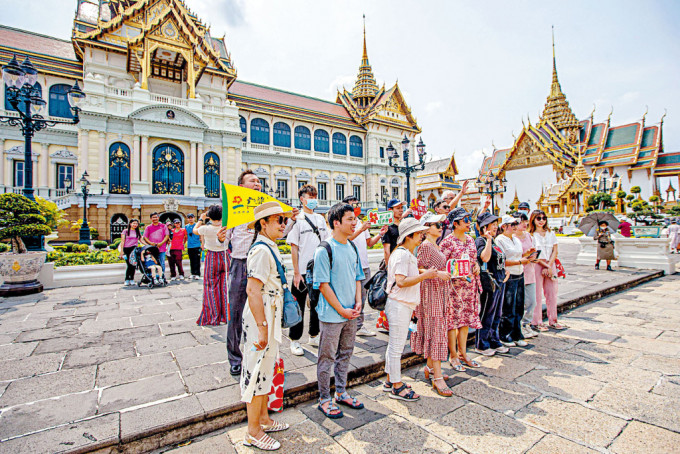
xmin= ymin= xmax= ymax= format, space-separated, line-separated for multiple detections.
xmin=352 ymin=14 xmax=379 ymax=103
xmin=541 ymin=26 xmax=580 ymax=131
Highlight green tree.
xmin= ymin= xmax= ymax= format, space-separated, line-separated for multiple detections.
xmin=616 ymin=190 xmax=627 ymax=199
xmin=630 ymin=186 xmax=642 ymax=199
xmin=0 ymin=194 xmax=52 ymax=253
xmin=35 ymin=197 xmax=69 ymax=231
xmin=668 ymin=204 xmax=680 ymax=217
xmin=625 ymin=194 xmax=635 ymax=201
xmin=586 ymin=193 xmax=615 ymax=210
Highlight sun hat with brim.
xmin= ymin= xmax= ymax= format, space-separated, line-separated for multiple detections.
xmin=420 ymin=212 xmax=446 ymax=225
xmin=448 ymin=207 xmax=471 ymax=223
xmin=499 ymin=215 xmax=520 ymax=227
xmin=247 ymin=201 xmax=294 ymax=229
xmin=397 ymin=218 xmax=429 ymax=244
xmin=476 ymin=212 xmax=499 ymax=230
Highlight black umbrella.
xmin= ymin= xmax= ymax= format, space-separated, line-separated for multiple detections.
xmin=578 ymin=212 xmax=619 ymax=235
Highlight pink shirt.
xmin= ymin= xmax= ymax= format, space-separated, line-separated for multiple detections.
xmin=123 ymin=229 xmax=139 ymax=248
xmin=143 ymin=223 xmax=170 ymax=252
xmin=517 ymin=233 xmax=535 ymax=285
xmin=170 ymin=228 xmax=187 ymax=250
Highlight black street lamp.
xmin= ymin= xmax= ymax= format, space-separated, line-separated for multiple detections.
xmin=387 ymin=135 xmax=426 ymax=205
xmin=78 ymin=171 xmax=92 ymax=245
xmin=99 ymin=178 xmax=106 ymax=195
xmin=476 ymin=171 xmax=507 ymax=215
xmin=1 ymin=55 xmax=85 ymax=202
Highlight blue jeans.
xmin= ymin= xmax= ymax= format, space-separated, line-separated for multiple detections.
xmin=500 ymin=274 xmax=524 ymax=342
xmin=477 ymin=276 xmax=505 ymax=351
xmin=158 ymin=252 xmax=166 ymax=273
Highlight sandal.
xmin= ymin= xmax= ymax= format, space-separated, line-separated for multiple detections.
xmin=532 ymin=324 xmax=549 ymax=332
xmin=335 ymin=392 xmax=364 ymax=409
xmin=460 ymin=357 xmax=481 ymax=368
xmin=549 ymin=323 xmax=568 ymax=330
xmin=449 ymin=360 xmax=466 ymax=372
xmin=432 ymin=377 xmax=453 ymax=397
xmin=389 ymin=383 xmax=420 ymax=401
xmin=244 ymin=432 xmax=281 ymax=451
xmin=383 ymin=381 xmax=411 ymax=392
xmin=317 ymin=398 xmax=343 ymax=419
xmin=261 ymin=420 xmax=289 ymax=433
xmin=423 ymin=366 xmax=449 ymax=381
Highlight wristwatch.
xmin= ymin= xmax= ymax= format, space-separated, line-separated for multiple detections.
xmin=257 ymin=320 xmax=268 ymax=327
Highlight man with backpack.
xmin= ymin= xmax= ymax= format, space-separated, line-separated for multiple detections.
xmin=313 ymin=203 xmax=365 ymax=419
xmin=286 ymin=184 xmax=330 ymax=355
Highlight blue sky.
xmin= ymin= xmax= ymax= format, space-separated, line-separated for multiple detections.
xmin=5 ymin=0 xmax=679 ymax=178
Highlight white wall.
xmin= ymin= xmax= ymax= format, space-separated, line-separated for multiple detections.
xmin=502 ymin=164 xmax=557 ymax=212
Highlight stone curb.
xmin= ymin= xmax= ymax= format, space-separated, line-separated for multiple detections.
xmin=69 ymin=269 xmax=664 ymax=454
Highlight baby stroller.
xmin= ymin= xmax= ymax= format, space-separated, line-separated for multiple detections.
xmin=133 ymin=245 xmax=167 ymax=288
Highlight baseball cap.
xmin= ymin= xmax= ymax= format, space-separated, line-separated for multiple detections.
xmin=387 ymin=199 xmax=405 ymax=209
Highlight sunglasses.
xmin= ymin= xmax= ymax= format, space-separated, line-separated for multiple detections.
xmin=427 ymin=222 xmax=442 ymax=229
xmin=274 ymin=216 xmax=288 ymax=226
xmin=442 ymin=205 xmax=450 ymax=210
xmin=536 ymin=216 xmax=547 ymax=221
xmin=462 ymin=216 xmax=472 ymax=223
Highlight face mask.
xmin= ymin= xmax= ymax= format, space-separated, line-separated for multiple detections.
xmin=519 ymin=210 xmax=529 ymax=216
xmin=305 ymin=199 xmax=318 ymax=211
xmin=354 ymin=207 xmax=361 ymax=216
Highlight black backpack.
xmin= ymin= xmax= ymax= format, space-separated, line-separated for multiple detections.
xmin=305 ymin=240 xmax=359 ymax=307
xmin=364 ymin=268 xmax=389 ymax=311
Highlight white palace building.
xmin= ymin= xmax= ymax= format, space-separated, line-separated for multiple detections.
xmin=0 ymin=0 xmax=423 ymax=241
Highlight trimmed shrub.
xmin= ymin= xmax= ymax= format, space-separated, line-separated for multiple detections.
xmin=111 ymin=238 xmax=122 ymax=249
xmin=93 ymin=241 xmax=108 ymax=250
xmin=90 ymin=228 xmax=99 ymax=240
xmin=0 ymin=193 xmax=52 ymax=253
xmin=76 ymin=244 xmax=90 ymax=253
xmin=0 ymin=242 xmax=9 ymax=253
xmin=64 ymin=242 xmax=76 ymax=252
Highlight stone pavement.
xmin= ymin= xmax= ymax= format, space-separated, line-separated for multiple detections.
xmin=0 ymin=241 xmax=675 ymax=453
xmin=164 ymin=274 xmax=680 ymax=454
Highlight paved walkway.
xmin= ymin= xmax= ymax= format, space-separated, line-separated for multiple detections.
xmin=164 ymin=274 xmax=680 ymax=454
xmin=0 ymin=241 xmax=676 ymax=452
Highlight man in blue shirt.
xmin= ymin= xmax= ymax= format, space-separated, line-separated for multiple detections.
xmin=184 ymin=213 xmax=203 ymax=279
xmin=313 ymin=203 xmax=365 ymax=419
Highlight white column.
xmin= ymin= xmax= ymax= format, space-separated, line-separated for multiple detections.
xmin=98 ymin=132 xmax=106 ymax=181
xmin=141 ymin=136 xmax=149 ymax=182
xmin=0 ymin=139 xmax=5 ymax=188
xmin=197 ymin=143 xmax=204 ymax=185
xmin=79 ymin=129 xmax=89 ymax=174
xmin=40 ymin=143 xmax=49 ymax=188
xmin=132 ymin=135 xmax=140 ymax=181
xmin=190 ymin=141 xmax=197 ymax=186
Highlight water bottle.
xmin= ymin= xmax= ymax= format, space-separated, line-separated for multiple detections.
xmin=408 ymin=321 xmax=417 ymax=333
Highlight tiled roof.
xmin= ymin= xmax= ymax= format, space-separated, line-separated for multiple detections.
xmin=230 ymin=81 xmax=362 ymax=131
xmin=0 ymin=25 xmax=77 ymax=61
xmin=604 ymin=123 xmax=639 ymax=149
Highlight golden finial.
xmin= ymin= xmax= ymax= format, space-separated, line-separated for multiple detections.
xmin=362 ymin=14 xmax=367 ymax=60
xmin=642 ymin=105 xmax=648 ymax=122
xmin=522 ymin=117 xmax=525 ymax=128
xmin=527 ymin=113 xmax=532 ymax=126
xmin=607 ymin=106 xmax=613 ymax=124
xmin=590 ymin=103 xmax=596 ymax=120
xmin=661 ymin=108 xmax=667 ymax=123
xmin=491 ymin=140 xmax=496 ymax=151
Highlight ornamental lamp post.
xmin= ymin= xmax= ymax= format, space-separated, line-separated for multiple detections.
xmin=477 ymin=172 xmax=506 ymax=215
xmin=78 ymin=171 xmax=92 ymax=245
xmin=99 ymin=178 xmax=106 ymax=195
xmin=387 ymin=135 xmax=426 ymax=206
xmin=1 ymin=55 xmax=85 ymax=202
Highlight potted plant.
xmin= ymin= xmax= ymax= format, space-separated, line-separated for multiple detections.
xmin=0 ymin=194 xmax=53 ymax=296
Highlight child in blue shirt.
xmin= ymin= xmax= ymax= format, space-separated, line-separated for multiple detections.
xmin=313 ymin=203 xmax=365 ymax=419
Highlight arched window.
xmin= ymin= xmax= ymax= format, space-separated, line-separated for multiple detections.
xmin=48 ymin=84 xmax=74 ymax=118
xmin=250 ymin=118 xmax=270 ymax=145
xmin=349 ymin=136 xmax=363 ymax=158
xmin=5 ymin=83 xmax=42 ymax=113
xmin=204 ymin=152 xmax=220 ymax=198
xmin=314 ymin=130 xmax=329 ymax=153
xmin=108 ymin=142 xmax=130 ymax=194
xmin=239 ymin=116 xmax=247 ymax=142
xmin=273 ymin=122 xmax=291 ymax=148
xmin=152 ymin=144 xmax=184 ymax=194
xmin=294 ymin=126 xmax=311 ymax=150
xmin=332 ymin=133 xmax=347 ymax=155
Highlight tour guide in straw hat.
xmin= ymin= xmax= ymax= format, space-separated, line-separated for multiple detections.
xmin=241 ymin=201 xmax=293 ymax=450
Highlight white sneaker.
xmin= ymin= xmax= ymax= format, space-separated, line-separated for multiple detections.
xmin=521 ymin=327 xmax=537 ymax=339
xmin=356 ymin=326 xmax=376 ymax=337
xmin=290 ymin=341 xmax=304 ymax=356
xmin=475 ymin=348 xmax=495 ymax=357
xmin=516 ymin=340 xmax=528 ymax=347
xmin=169 ymin=277 xmax=176 ymax=282
xmin=179 ymin=275 xmax=185 ymax=281
xmin=494 ymin=345 xmax=510 ymax=353
xmin=501 ymin=341 xmax=516 ymax=347
xmin=308 ymin=335 xmax=320 ymax=347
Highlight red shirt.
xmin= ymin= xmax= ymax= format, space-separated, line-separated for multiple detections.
xmin=618 ymin=221 xmax=632 ymax=238
xmin=170 ymin=228 xmax=187 ymax=250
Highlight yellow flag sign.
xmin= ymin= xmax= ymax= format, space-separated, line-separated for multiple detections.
xmin=221 ymin=182 xmax=294 ymax=230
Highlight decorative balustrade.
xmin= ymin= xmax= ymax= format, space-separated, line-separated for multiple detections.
xmin=150 ymin=93 xmax=189 ymax=107
xmin=105 ymin=87 xmax=132 ymax=97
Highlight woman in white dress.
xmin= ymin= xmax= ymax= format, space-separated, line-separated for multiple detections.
xmin=668 ymin=219 xmax=680 ymax=253
xmin=241 ymin=202 xmax=293 ymax=450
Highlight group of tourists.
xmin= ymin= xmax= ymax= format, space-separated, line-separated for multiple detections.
xmin=118 ymin=212 xmax=204 ymax=285
xmin=221 ymin=167 xmax=569 ymax=450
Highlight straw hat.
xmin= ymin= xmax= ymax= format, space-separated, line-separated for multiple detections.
xmin=247 ymin=201 xmax=293 ymax=229
xmin=397 ymin=217 xmax=429 ymax=244
xmin=419 ymin=212 xmax=446 ymax=225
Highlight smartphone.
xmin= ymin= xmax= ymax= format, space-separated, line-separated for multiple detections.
xmin=528 ymin=251 xmax=539 ymax=260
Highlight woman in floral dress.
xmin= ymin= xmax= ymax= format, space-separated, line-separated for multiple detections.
xmin=412 ymin=213 xmax=453 ymax=396
xmin=440 ymin=208 xmax=482 ymax=371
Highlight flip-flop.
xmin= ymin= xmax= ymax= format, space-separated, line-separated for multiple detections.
xmin=549 ymin=323 xmax=568 ymax=330
xmin=461 ymin=358 xmax=481 ymax=368
xmin=317 ymin=400 xmax=343 ymax=419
